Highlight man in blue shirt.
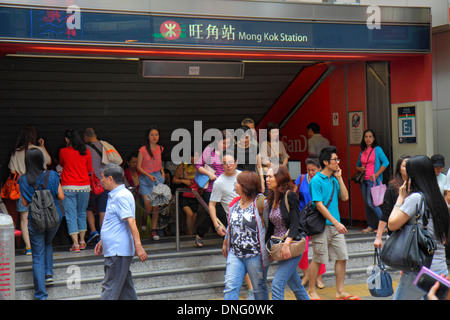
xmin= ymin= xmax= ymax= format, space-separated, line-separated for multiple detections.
xmin=307 ymin=146 xmax=360 ymax=300
xmin=95 ymin=164 xmax=147 ymax=300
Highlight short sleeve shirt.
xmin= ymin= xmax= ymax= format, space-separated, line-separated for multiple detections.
xmin=210 ymin=170 xmax=241 ymax=213
xmin=100 ymin=184 xmax=135 ymax=257
xmin=309 ymin=172 xmax=340 ymax=225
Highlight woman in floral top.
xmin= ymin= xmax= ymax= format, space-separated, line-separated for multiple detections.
xmin=222 ymin=171 xmax=269 ymax=300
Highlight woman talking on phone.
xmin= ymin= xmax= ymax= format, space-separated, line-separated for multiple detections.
xmin=388 ymin=155 xmax=449 ymax=300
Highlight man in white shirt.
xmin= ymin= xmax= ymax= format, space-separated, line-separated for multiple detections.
xmin=307 ymin=122 xmax=330 ymax=156
xmin=95 ymin=164 xmax=147 ymax=300
xmin=209 ymin=153 xmax=241 ymax=237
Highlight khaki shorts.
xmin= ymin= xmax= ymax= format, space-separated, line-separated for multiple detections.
xmin=311 ymin=225 xmax=348 ymax=264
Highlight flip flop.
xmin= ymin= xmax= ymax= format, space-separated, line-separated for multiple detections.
xmin=336 ymin=295 xmax=361 ymax=300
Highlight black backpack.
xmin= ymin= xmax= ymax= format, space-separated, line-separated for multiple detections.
xmin=29 ymin=171 xmax=60 ymax=230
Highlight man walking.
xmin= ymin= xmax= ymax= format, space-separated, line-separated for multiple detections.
xmin=308 ymin=146 xmax=360 ymax=300
xmin=209 ymin=153 xmax=241 ymax=237
xmin=94 ymin=164 xmax=147 ymax=300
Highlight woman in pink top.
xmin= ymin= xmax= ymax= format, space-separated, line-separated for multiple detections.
xmin=356 ymin=129 xmax=390 ymax=233
xmin=137 ymin=127 xmax=165 ymax=240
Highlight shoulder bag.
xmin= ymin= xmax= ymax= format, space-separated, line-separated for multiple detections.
xmin=299 ymin=180 xmax=335 ymax=236
xmin=351 ymin=147 xmax=374 ymax=184
xmin=380 ymin=193 xmax=436 ymax=272
xmin=266 ymin=191 xmax=307 ymax=261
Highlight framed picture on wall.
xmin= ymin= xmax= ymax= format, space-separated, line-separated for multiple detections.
xmin=349 ymin=111 xmax=364 ymax=145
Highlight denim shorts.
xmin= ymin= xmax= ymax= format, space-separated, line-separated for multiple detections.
xmin=139 ymin=171 xmax=165 ymax=196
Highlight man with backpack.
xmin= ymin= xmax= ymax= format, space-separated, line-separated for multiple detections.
xmin=83 ymin=128 xmax=123 ymax=244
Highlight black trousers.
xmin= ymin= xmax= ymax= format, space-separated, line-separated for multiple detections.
xmin=196 ymin=191 xmax=228 ymax=238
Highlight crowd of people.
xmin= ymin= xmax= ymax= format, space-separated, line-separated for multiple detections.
xmin=3 ymin=120 xmax=450 ymax=300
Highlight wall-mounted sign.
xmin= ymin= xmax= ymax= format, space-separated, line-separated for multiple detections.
xmin=349 ymin=111 xmax=364 ymax=145
xmin=0 ymin=5 xmax=431 ymax=53
xmin=398 ymin=106 xmax=416 ymax=144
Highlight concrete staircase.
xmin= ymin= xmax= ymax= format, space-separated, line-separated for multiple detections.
xmin=14 ymin=227 xmax=394 ymax=300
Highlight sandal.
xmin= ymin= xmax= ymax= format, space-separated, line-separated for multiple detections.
xmin=195 ymin=236 xmax=203 ymax=247
xmin=336 ymin=294 xmax=361 ymax=300
xmin=79 ymin=241 xmax=87 ymax=250
xmin=362 ymin=227 xmax=373 ymax=233
xmin=70 ymin=244 xmax=80 ymax=253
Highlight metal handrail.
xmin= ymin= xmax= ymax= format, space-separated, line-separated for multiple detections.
xmin=174 ymin=188 xmax=210 ymax=251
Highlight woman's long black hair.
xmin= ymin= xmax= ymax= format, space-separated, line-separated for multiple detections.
xmin=24 ymin=148 xmax=45 ymax=186
xmin=64 ymin=129 xmax=87 ymax=156
xmin=406 ymin=155 xmax=449 ymax=243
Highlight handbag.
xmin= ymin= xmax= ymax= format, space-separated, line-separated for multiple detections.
xmin=299 ymin=180 xmax=335 ymax=236
xmin=351 ymin=171 xmax=365 ymax=184
xmin=194 ymin=164 xmax=215 ymax=190
xmin=351 ymin=147 xmax=374 ymax=184
xmin=367 ymin=248 xmax=394 ymax=297
xmin=380 ymin=193 xmax=436 ymax=272
xmin=266 ymin=230 xmax=306 ymax=261
xmin=1 ymin=173 xmax=20 ymax=200
xmin=89 ymin=172 xmax=104 ymax=195
xmin=370 ymin=178 xmax=386 ymax=207
xmin=266 ymin=192 xmax=306 ymax=261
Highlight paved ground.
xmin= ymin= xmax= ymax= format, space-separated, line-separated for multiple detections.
xmin=236 ymin=275 xmax=401 ymax=301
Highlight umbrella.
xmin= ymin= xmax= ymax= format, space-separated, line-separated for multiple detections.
xmin=147 ymin=183 xmax=172 ymax=206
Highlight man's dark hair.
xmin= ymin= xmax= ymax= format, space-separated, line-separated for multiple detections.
xmin=307 ymin=122 xmax=320 ymax=134
xmin=319 ymin=146 xmax=337 ymax=168
xmin=102 ymin=164 xmax=124 ymax=184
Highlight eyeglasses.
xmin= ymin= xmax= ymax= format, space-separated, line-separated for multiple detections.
xmin=330 ymin=158 xmax=340 ymax=163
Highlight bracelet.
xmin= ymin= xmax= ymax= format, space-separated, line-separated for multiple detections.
xmin=215 ymin=225 xmax=221 ymax=231
xmin=394 ymin=204 xmax=402 ymax=207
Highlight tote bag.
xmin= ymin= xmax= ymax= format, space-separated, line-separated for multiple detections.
xmin=371 ymin=178 xmax=386 ymax=207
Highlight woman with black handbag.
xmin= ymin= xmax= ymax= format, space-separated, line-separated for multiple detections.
xmin=264 ymin=166 xmax=309 ymax=300
xmin=388 ymin=155 xmax=449 ymax=300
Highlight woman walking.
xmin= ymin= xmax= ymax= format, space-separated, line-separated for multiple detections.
xmin=59 ymin=129 xmax=93 ymax=252
xmin=356 ymin=129 xmax=389 ymax=233
xmin=388 ymin=155 xmax=449 ymax=300
xmin=18 ymin=148 xmax=64 ymax=299
xmin=222 ymin=171 xmax=269 ymax=300
xmin=264 ymin=166 xmax=309 ymax=300
xmin=293 ymin=155 xmax=326 ymax=289
xmin=8 ymin=126 xmax=52 ymax=255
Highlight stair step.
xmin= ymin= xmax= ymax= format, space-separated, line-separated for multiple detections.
xmin=13 ymin=228 xmax=386 ymax=300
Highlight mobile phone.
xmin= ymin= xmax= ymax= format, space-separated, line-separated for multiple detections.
xmin=414 ymin=266 xmax=450 ymax=300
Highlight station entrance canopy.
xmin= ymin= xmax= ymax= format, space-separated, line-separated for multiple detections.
xmin=0 ymin=0 xmax=430 ymax=58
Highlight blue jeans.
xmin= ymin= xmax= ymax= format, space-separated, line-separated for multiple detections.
xmin=271 ymin=254 xmax=310 ymax=300
xmin=360 ymin=180 xmax=382 ymax=229
xmin=63 ymin=189 xmax=90 ymax=235
xmin=224 ymin=251 xmax=269 ymax=300
xmin=394 ymin=268 xmax=449 ymax=300
xmin=28 ymin=223 xmax=60 ymax=300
